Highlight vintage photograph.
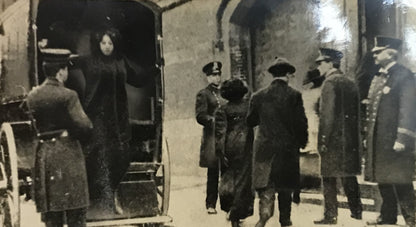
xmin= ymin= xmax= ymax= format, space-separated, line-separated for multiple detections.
xmin=0 ymin=0 xmax=415 ymax=226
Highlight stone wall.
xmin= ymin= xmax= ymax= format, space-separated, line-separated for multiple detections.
xmin=251 ymin=0 xmax=360 ymax=91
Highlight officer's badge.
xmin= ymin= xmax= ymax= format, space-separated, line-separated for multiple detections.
xmin=383 ymin=86 xmax=391 ymax=94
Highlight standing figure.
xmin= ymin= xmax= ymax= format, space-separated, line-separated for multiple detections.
xmin=215 ymin=78 xmax=254 ymax=227
xmin=82 ymin=28 xmax=153 ymax=214
xmin=247 ymin=57 xmax=308 ymax=227
xmin=365 ymin=36 xmax=416 ymax=227
xmin=302 ymin=68 xmax=325 ymax=153
xmin=26 ymin=49 xmax=92 ymax=227
xmin=313 ymin=48 xmax=363 ymax=225
xmin=195 ymin=61 xmax=226 ymax=214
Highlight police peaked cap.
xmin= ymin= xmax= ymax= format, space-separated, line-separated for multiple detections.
xmin=40 ymin=48 xmax=77 ymax=64
xmin=268 ymin=57 xmax=296 ymax=76
xmin=202 ymin=61 xmax=222 ymax=75
xmin=315 ymin=48 xmax=344 ymax=63
xmin=371 ymin=36 xmax=402 ymax=52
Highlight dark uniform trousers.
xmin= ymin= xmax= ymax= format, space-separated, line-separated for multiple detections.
xmin=44 ymin=208 xmax=86 ymax=227
xmin=257 ymin=182 xmax=292 ymax=224
xmin=378 ymin=183 xmax=415 ymax=224
xmin=323 ymin=176 xmax=362 ymax=218
xmin=206 ymin=165 xmax=220 ymax=208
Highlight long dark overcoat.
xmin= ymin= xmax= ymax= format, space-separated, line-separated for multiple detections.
xmin=247 ymin=79 xmax=308 ymax=190
xmin=215 ymin=99 xmax=254 ymax=220
xmin=318 ymin=70 xmax=361 ymax=177
xmin=81 ymin=55 xmax=151 ymax=200
xmin=195 ymin=84 xmax=226 ymax=168
xmin=26 ymin=78 xmax=92 ymax=212
xmin=364 ymin=63 xmax=416 ymax=184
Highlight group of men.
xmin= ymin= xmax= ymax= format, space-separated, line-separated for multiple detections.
xmin=195 ymin=35 xmax=416 ymax=227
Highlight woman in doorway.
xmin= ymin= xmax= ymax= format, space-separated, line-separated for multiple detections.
xmin=82 ymin=28 xmax=155 ymax=215
xmin=215 ymin=78 xmax=254 ymax=227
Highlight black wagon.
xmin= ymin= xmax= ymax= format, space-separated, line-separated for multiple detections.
xmin=0 ymin=0 xmax=171 ymax=226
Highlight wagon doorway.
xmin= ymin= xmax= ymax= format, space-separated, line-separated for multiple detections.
xmin=34 ymin=0 xmax=166 ymax=221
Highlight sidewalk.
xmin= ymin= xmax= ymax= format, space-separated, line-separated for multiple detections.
xmin=169 ymin=182 xmax=408 ymax=227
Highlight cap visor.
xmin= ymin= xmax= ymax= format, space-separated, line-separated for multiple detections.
xmin=371 ymin=46 xmax=387 ymax=53
xmin=315 ymin=55 xmax=326 ymax=62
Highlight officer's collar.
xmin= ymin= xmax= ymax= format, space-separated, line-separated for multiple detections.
xmin=324 ymin=68 xmax=340 ymax=78
xmin=44 ymin=77 xmax=64 ymax=87
xmin=379 ymin=61 xmax=397 ymax=74
xmin=207 ymin=83 xmax=220 ymax=90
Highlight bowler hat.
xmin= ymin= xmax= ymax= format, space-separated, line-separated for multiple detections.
xmin=315 ymin=48 xmax=343 ymax=63
xmin=40 ymin=48 xmax=76 ymax=64
xmin=268 ymin=57 xmax=296 ymax=77
xmin=371 ymin=36 xmax=402 ymax=53
xmin=202 ymin=61 xmax=222 ymax=75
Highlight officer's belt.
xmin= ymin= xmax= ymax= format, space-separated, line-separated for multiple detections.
xmin=37 ymin=129 xmax=68 ymax=141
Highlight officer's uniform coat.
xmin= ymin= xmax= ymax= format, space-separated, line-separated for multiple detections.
xmin=364 ymin=63 xmax=416 ymax=184
xmin=318 ymin=69 xmax=361 ymax=177
xmin=247 ymin=79 xmax=308 ymax=190
xmin=26 ymin=78 xmax=92 ymax=212
xmin=195 ymin=84 xmax=226 ymax=168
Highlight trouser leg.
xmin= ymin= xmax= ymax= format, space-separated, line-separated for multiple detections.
xmin=66 ymin=208 xmax=87 ymax=227
xmin=394 ymin=183 xmax=415 ymax=226
xmin=342 ymin=176 xmax=362 ymax=216
xmin=206 ymin=166 xmax=219 ymax=208
xmin=277 ymin=189 xmax=293 ymax=224
xmin=378 ymin=184 xmax=398 ymax=222
xmin=44 ymin=211 xmax=64 ymax=227
xmin=256 ymin=185 xmax=275 ymax=227
xmin=322 ymin=177 xmax=337 ymax=218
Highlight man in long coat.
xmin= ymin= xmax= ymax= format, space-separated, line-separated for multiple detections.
xmin=195 ymin=61 xmax=226 ymax=214
xmin=247 ymin=57 xmax=308 ymax=227
xmin=313 ymin=48 xmax=363 ymax=225
xmin=26 ymin=49 xmax=92 ymax=227
xmin=364 ymin=36 xmax=416 ymax=227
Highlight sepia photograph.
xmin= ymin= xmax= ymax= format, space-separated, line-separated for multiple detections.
xmin=0 ymin=0 xmax=415 ymax=226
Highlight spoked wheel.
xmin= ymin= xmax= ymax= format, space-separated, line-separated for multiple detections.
xmin=0 ymin=123 xmax=20 ymax=227
xmin=155 ymin=138 xmax=170 ymax=216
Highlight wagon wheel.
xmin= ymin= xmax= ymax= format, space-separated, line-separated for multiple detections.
xmin=0 ymin=123 xmax=20 ymax=227
xmin=155 ymin=138 xmax=170 ymax=216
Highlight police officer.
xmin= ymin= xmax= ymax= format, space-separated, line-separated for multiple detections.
xmin=364 ymin=36 xmax=416 ymax=227
xmin=313 ymin=48 xmax=363 ymax=225
xmin=195 ymin=61 xmax=226 ymax=214
xmin=247 ymin=57 xmax=308 ymax=227
xmin=26 ymin=48 xmax=92 ymax=227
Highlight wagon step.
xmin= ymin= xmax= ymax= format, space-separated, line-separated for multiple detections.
xmin=87 ymin=215 xmax=172 ymax=226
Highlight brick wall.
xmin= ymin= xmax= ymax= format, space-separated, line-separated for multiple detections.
xmin=162 ymin=0 xmax=239 ymax=176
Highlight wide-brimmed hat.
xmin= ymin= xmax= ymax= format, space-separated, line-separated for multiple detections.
xmin=220 ymin=78 xmax=248 ymax=101
xmin=202 ymin=61 xmax=222 ymax=76
xmin=371 ymin=36 xmax=402 ymax=53
xmin=268 ymin=57 xmax=296 ymax=77
xmin=315 ymin=48 xmax=343 ymax=64
xmin=303 ymin=68 xmax=324 ymax=86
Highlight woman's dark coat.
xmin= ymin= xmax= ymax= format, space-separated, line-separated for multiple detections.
xmin=195 ymin=84 xmax=226 ymax=168
xmin=26 ymin=78 xmax=92 ymax=212
xmin=81 ymin=55 xmax=151 ymax=201
xmin=364 ymin=63 xmax=416 ymax=184
xmin=215 ymin=99 xmax=254 ymax=220
xmin=318 ymin=70 xmax=361 ymax=177
xmin=247 ymin=79 xmax=308 ymax=190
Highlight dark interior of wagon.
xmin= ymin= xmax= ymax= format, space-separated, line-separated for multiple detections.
xmin=36 ymin=0 xmax=163 ymax=220
xmin=36 ymin=0 xmax=159 ymax=163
